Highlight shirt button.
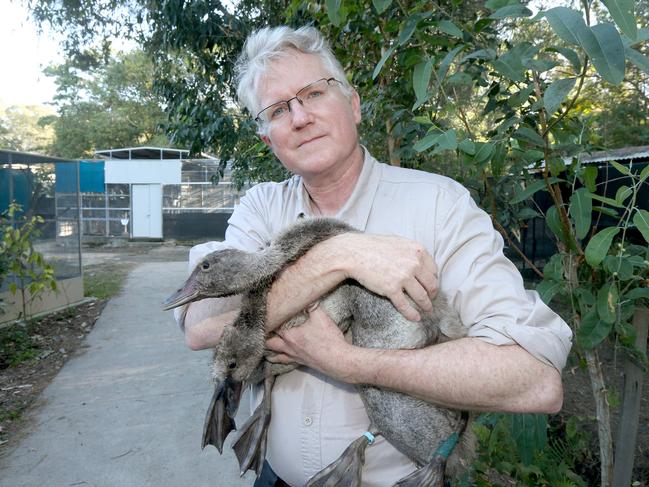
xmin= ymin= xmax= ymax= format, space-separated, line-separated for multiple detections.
xmin=303 ymin=416 xmax=313 ymax=426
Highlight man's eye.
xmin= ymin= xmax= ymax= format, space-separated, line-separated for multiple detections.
xmin=270 ymin=105 xmax=288 ymax=119
xmin=306 ymin=90 xmax=324 ymax=99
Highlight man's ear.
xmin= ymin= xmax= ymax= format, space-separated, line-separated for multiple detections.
xmin=261 ymin=134 xmax=272 ymax=148
xmin=351 ymin=89 xmax=362 ymax=125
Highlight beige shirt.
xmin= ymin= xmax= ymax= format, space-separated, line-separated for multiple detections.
xmin=176 ymin=149 xmax=572 ymax=486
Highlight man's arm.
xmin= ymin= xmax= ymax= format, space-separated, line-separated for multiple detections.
xmin=266 ymin=306 xmax=563 ymax=414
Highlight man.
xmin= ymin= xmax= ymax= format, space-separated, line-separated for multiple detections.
xmin=175 ymin=25 xmax=572 ymax=487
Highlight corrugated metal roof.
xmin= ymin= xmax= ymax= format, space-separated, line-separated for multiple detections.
xmin=0 ymin=149 xmax=76 ymax=164
xmin=94 ymin=146 xmax=189 ymax=160
xmin=579 ymin=145 xmax=649 ymax=164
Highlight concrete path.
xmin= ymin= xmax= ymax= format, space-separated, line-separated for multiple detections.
xmin=0 ymin=261 xmax=255 ymax=487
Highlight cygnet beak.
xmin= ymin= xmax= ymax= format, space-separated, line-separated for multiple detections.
xmin=162 ymin=280 xmax=201 ymax=310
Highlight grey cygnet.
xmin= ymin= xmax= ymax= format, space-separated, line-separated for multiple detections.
xmin=164 ymin=218 xmax=475 ymax=487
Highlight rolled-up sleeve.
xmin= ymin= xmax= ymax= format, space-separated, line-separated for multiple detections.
xmin=173 ymin=186 xmax=272 ymax=330
xmin=434 ymin=189 xmax=573 ymax=372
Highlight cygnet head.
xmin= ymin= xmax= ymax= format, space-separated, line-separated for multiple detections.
xmin=212 ymin=325 xmax=266 ymax=383
xmin=163 ymin=248 xmax=258 ymax=309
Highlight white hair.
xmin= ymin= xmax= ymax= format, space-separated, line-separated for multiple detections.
xmin=235 ymin=25 xmax=353 ymax=134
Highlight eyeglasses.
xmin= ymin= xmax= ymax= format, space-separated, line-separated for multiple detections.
xmin=255 ymin=77 xmax=342 ymax=124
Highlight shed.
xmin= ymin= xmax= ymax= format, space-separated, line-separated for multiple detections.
xmin=88 ymin=146 xmax=247 ymax=241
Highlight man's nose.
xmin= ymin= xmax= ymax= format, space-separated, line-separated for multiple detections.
xmin=289 ymin=98 xmax=313 ymax=128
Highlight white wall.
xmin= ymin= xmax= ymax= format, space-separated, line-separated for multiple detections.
xmin=105 ymin=159 xmax=182 ymax=184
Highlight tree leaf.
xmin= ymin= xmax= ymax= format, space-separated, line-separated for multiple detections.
xmin=514 ymin=127 xmax=545 ymax=146
xmin=413 ymin=59 xmax=434 ymax=109
xmin=413 ymin=132 xmax=440 ymax=152
xmin=625 ymin=288 xmax=649 ymax=301
xmin=372 ymin=0 xmax=392 ymax=14
xmin=399 ymin=13 xmax=430 ymax=45
xmin=459 ymin=49 xmax=496 ymax=63
xmin=517 ymin=207 xmax=541 ymax=220
xmin=373 ymin=45 xmax=396 ymax=79
xmin=490 ymin=5 xmax=532 ymax=20
xmin=473 ymin=142 xmax=495 ymax=164
xmin=546 ymin=205 xmax=565 ymax=242
xmin=569 ymin=188 xmax=592 ymax=240
xmin=610 ymin=160 xmax=631 ymax=175
xmin=604 ymin=256 xmax=634 ymax=281
xmin=437 ymin=20 xmax=463 ymax=38
xmin=543 ymin=253 xmax=564 ymax=281
xmin=640 ymin=163 xmax=649 ymax=184
xmin=615 ymin=185 xmax=632 ymax=204
xmin=492 ymin=49 xmax=525 ymax=81
xmin=547 ymin=46 xmax=582 ymax=72
xmin=431 ymin=45 xmax=464 ymax=98
xmin=601 ymin=0 xmax=637 ymax=41
xmin=544 ymin=9 xmax=625 ymax=84
xmin=511 ymin=177 xmax=562 ymax=204
xmin=458 ymin=138 xmax=476 ymax=155
xmin=577 ymin=308 xmax=613 ymax=349
xmin=597 ymin=282 xmax=618 ymax=324
xmin=583 ymin=165 xmax=598 ymax=192
xmin=543 ymin=78 xmax=576 ymax=116
xmin=544 ymin=7 xmax=582 ymax=45
xmin=432 ymin=129 xmax=457 ymax=153
xmin=589 ymin=193 xmax=624 ymax=208
xmin=633 ymin=209 xmax=649 ymax=243
xmin=587 ymin=23 xmax=625 ymax=85
xmin=585 ymin=227 xmax=620 ymax=267
xmin=626 ymin=47 xmax=649 ymax=76
xmin=325 ymin=0 xmax=343 ymax=27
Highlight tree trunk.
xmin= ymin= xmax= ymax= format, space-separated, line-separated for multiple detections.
xmin=585 ymin=347 xmax=614 ymax=487
xmin=385 ymin=118 xmax=401 ymax=167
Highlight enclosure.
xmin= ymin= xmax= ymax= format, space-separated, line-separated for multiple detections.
xmin=72 ymin=147 xmax=248 ymax=241
xmin=0 ymin=149 xmax=84 ymax=323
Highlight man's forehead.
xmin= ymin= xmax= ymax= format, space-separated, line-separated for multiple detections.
xmin=259 ymin=51 xmax=329 ymax=103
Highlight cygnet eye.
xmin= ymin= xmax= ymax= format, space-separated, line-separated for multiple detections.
xmin=201 ymin=261 xmax=210 ymax=270
xmin=228 ymin=361 xmax=237 ymax=370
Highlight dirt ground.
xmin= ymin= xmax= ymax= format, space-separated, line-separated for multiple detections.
xmin=1 ymin=240 xmax=648 ymax=483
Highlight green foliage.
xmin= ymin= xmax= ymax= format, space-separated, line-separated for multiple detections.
xmin=0 ymin=324 xmax=40 ymax=368
xmin=0 ymin=203 xmax=58 ymax=321
xmin=468 ymin=414 xmax=591 ymax=486
xmin=40 ymin=50 xmax=171 ymax=158
xmin=0 ymin=104 xmax=55 ymax=152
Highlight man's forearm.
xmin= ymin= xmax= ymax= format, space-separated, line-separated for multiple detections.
xmin=325 ymin=337 xmax=563 ymax=413
xmin=265 ymin=235 xmax=349 ymax=331
xmin=183 ymin=296 xmax=241 ymax=350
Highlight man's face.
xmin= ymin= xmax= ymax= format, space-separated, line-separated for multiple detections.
xmin=258 ymin=51 xmax=362 ymax=180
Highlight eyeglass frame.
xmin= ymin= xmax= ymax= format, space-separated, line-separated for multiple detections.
xmin=254 ymin=77 xmax=342 ymax=123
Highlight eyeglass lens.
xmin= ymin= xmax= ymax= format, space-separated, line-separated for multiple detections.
xmin=257 ymin=78 xmax=337 ymax=123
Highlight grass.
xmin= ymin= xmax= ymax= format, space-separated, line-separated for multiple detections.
xmin=0 ymin=324 xmax=40 ymax=368
xmin=83 ymin=263 xmax=131 ymax=299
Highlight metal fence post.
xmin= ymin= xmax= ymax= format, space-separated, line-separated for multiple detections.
xmin=613 ymin=307 xmax=649 ymax=487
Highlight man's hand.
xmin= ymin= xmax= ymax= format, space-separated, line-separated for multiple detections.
xmin=266 ymin=304 xmax=357 ymax=382
xmin=338 ymin=233 xmax=438 ymax=321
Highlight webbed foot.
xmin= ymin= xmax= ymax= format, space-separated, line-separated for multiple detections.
xmin=202 ymin=377 xmax=243 ymax=453
xmin=393 ymin=456 xmax=445 ymax=487
xmin=232 ymin=375 xmax=275 ymax=477
xmin=305 ymin=430 xmax=377 ymax=487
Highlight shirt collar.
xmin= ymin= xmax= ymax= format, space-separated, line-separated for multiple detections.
xmin=295 ymin=146 xmax=381 ymax=232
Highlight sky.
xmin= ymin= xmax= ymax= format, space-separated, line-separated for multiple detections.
xmin=0 ymin=0 xmax=63 ymax=108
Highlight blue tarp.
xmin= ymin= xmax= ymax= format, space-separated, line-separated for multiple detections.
xmin=0 ymin=168 xmax=32 ymax=212
xmin=55 ymin=161 xmax=105 ymax=193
